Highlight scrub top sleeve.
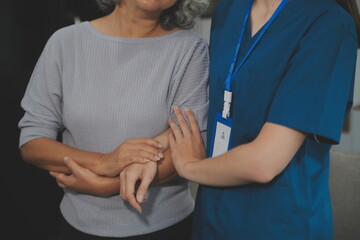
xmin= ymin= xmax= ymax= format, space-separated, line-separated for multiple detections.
xmin=267 ymin=13 xmax=357 ymax=144
xmin=169 ymin=39 xmax=210 ymax=133
xmin=18 ymin=33 xmax=63 ymax=147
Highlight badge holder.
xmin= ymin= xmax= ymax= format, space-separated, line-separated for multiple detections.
xmin=209 ymin=113 xmax=233 ymax=157
xmin=209 ymin=91 xmax=233 ymax=157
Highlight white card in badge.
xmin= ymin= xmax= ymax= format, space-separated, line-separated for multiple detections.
xmin=210 ymin=113 xmax=232 ymax=157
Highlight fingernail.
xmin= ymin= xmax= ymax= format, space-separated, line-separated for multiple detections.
xmin=154 ymin=156 xmax=161 ymax=161
xmin=137 ymin=195 xmax=144 ymax=203
xmin=144 ymin=159 xmax=150 ymax=163
xmin=64 ymin=157 xmax=69 ymax=162
xmin=138 ymin=208 xmax=142 ymax=214
xmin=158 ymin=143 xmax=163 ymax=148
xmin=184 ymin=107 xmax=191 ymax=112
xmin=158 ymin=153 xmax=164 ymax=158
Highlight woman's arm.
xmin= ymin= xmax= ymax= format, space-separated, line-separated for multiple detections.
xmin=48 ymin=129 xmax=178 ymax=200
xmin=152 ymin=129 xmax=178 ymax=184
xmin=169 ymin=108 xmax=307 ymax=187
xmin=49 ymin=157 xmax=120 ymax=197
xmin=21 ymin=138 xmax=101 ymax=175
xmin=20 ymin=137 xmax=163 ymax=176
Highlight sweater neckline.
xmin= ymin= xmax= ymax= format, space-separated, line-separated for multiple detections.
xmin=83 ymin=21 xmax=186 ymax=42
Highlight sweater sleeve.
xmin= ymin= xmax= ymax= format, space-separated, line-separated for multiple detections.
xmin=168 ymin=38 xmax=210 ymax=134
xmin=18 ymin=33 xmax=64 ymax=147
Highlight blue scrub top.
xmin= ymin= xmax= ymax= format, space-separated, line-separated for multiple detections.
xmin=192 ymin=0 xmax=357 ymax=239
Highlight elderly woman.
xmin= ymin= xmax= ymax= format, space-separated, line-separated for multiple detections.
xmin=18 ymin=0 xmax=209 ymax=239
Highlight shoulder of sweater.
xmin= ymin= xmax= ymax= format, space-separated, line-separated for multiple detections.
xmin=47 ymin=22 xmax=101 ymax=49
xmin=173 ymin=30 xmax=209 ymax=52
xmin=47 ymin=22 xmax=84 ymax=43
xmin=178 ymin=29 xmax=205 ymax=40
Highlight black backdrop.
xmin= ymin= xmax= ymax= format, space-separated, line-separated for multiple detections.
xmin=1 ymin=1 xmax=105 ymax=239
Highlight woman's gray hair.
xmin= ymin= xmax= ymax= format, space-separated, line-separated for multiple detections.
xmin=95 ymin=0 xmax=210 ymax=30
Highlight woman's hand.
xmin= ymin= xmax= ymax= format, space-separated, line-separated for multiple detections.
xmin=49 ymin=157 xmax=119 ymax=197
xmin=94 ymin=138 xmax=164 ymax=177
xmin=168 ymin=107 xmax=206 ymax=177
xmin=119 ymin=162 xmax=158 ymax=213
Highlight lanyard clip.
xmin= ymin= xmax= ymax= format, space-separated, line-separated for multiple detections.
xmin=222 ymin=90 xmax=232 ymax=119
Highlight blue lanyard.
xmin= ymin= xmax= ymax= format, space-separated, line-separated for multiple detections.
xmin=222 ymin=0 xmax=288 ymax=119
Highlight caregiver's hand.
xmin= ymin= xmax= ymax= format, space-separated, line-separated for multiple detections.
xmin=120 ymin=162 xmax=158 ymax=213
xmin=168 ymin=107 xmax=206 ymax=177
xmin=95 ymin=138 xmax=164 ymax=177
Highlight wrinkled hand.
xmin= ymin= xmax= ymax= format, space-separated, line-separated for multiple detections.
xmin=168 ymin=107 xmax=205 ymax=177
xmin=95 ymin=138 xmax=164 ymax=177
xmin=49 ymin=157 xmax=114 ymax=197
xmin=119 ymin=162 xmax=157 ymax=213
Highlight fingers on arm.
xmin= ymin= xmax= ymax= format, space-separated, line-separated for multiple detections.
xmin=135 ymin=144 xmax=163 ymax=161
xmin=184 ymin=109 xmax=201 ymax=137
xmin=169 ymin=107 xmax=201 ymax=140
xmin=131 ymin=138 xmax=162 ymax=149
xmin=49 ymin=171 xmax=72 ymax=189
xmin=63 ymin=157 xmax=80 ymax=174
xmin=125 ymin=171 xmax=142 ymax=213
xmin=168 ymin=118 xmax=183 ymax=141
xmin=127 ymin=140 xmax=163 ymax=163
xmin=168 ymin=130 xmax=176 ymax=147
xmin=136 ymin=168 xmax=155 ymax=204
xmin=173 ymin=107 xmax=191 ymax=136
xmin=49 ymin=157 xmax=80 ymax=189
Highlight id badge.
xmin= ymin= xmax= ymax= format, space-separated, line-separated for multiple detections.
xmin=210 ymin=113 xmax=232 ymax=157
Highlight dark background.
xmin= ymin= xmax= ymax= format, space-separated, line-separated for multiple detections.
xmin=1 ymin=1 xmax=105 ymax=239
xmin=1 ymin=0 xmax=359 ymax=239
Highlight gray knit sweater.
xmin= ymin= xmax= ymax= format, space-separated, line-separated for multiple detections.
xmin=18 ymin=22 xmax=209 ymax=237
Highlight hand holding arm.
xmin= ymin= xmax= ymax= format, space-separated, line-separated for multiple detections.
xmin=168 ymin=107 xmax=206 ymax=175
xmin=48 ymin=130 xmax=177 ymax=201
xmin=96 ymin=138 xmax=164 ymax=176
xmin=119 ymin=162 xmax=158 ymax=213
xmin=119 ymin=128 xmax=180 ymax=213
xmin=20 ymin=137 xmax=163 ymax=177
xmin=169 ymin=108 xmax=307 ymax=187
